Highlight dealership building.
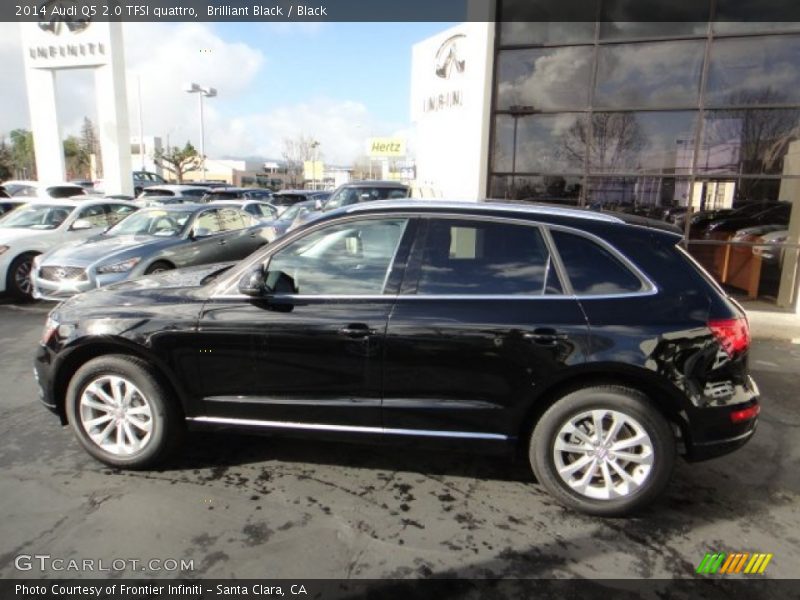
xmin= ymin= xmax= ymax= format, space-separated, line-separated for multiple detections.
xmin=411 ymin=8 xmax=800 ymax=310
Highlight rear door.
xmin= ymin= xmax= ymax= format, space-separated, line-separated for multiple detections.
xmin=382 ymin=216 xmax=590 ymax=440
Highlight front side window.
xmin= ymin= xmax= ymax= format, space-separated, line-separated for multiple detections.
xmin=416 ymin=219 xmax=561 ymax=296
xmin=551 ymin=229 xmax=644 ymax=295
xmin=194 ymin=210 xmax=223 ymax=236
xmin=77 ymin=205 xmax=110 ymax=228
xmin=218 ymin=208 xmax=248 ymax=231
xmin=266 ymin=218 xmax=408 ymax=295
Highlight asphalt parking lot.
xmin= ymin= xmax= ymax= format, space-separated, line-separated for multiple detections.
xmin=0 ymin=298 xmax=798 ymax=584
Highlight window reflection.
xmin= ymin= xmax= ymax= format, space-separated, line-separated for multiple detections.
xmin=496 ymin=47 xmax=592 ymax=111
xmin=490 ymin=175 xmax=583 ymax=203
xmin=706 ymin=36 xmax=800 ymax=106
xmin=499 ymin=22 xmax=596 ymax=46
xmin=700 ymin=109 xmax=800 ymax=176
xmin=515 ymin=113 xmax=587 ymax=173
xmin=594 ymin=41 xmax=704 ymax=108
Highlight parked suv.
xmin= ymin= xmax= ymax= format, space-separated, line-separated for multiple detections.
xmin=34 ymin=200 xmax=758 ymax=516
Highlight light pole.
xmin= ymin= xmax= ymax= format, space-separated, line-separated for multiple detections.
xmin=184 ymin=82 xmax=217 ymax=181
xmin=310 ymin=140 xmax=320 ymax=189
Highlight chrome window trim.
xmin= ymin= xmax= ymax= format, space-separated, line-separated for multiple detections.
xmin=187 ymin=416 xmax=508 ymax=441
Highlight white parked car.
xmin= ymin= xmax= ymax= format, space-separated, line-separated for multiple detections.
xmin=0 ymin=198 xmax=137 ymax=300
xmin=2 ymin=180 xmax=88 ymax=199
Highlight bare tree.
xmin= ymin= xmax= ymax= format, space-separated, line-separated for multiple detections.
xmin=560 ymin=113 xmax=646 ymax=174
xmin=703 ymin=90 xmax=800 ymax=201
xmin=281 ymin=134 xmax=318 ymax=187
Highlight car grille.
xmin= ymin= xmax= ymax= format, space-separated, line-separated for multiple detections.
xmin=39 ymin=266 xmax=88 ymax=281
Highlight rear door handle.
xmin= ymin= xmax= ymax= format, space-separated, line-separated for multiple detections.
xmin=523 ymin=328 xmax=567 ymax=344
xmin=218 ymin=239 xmax=227 ymax=245
xmin=338 ymin=323 xmax=377 ymax=339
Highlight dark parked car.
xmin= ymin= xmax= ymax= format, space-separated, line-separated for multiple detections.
xmin=705 ymin=202 xmax=791 ymax=236
xmin=34 ymin=200 xmax=759 ymax=516
xmin=686 ymin=202 xmax=777 ymax=236
xmin=270 ymin=190 xmax=321 ymax=214
xmin=202 ymin=188 xmax=274 ymax=203
xmin=322 ymin=181 xmax=409 ymax=211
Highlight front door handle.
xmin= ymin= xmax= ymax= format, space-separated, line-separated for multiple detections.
xmin=338 ymin=323 xmax=377 ymax=339
xmin=218 ymin=239 xmax=227 ymax=245
xmin=523 ymin=328 xmax=567 ymax=345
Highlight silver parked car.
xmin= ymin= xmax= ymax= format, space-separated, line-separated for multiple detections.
xmin=32 ymin=204 xmax=274 ymax=301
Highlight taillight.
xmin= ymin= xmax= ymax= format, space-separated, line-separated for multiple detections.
xmin=708 ymin=317 xmax=751 ymax=357
xmin=730 ymin=404 xmax=760 ymax=423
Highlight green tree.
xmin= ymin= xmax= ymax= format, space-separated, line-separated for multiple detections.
xmin=9 ymin=129 xmax=36 ymax=179
xmin=64 ymin=135 xmax=90 ymax=180
xmin=0 ymin=138 xmax=13 ymax=181
xmin=153 ymin=142 xmax=201 ymax=183
xmin=80 ymin=117 xmax=101 ymax=178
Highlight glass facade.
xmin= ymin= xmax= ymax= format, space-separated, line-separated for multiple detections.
xmin=490 ymin=15 xmax=800 ymax=212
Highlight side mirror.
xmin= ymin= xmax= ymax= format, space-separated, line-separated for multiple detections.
xmin=314 ymin=199 xmax=323 ymax=210
xmin=238 ymin=267 xmax=267 ymax=297
xmin=237 ymin=268 xmax=297 ymax=297
xmin=70 ymin=218 xmax=93 ymax=231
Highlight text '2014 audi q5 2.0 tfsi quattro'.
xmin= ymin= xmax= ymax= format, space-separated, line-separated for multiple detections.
xmin=34 ymin=200 xmax=759 ymax=516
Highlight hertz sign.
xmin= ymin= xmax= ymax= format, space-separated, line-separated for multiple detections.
xmin=368 ymin=138 xmax=406 ymax=158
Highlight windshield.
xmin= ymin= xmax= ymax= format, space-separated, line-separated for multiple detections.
xmin=0 ymin=204 xmax=74 ymax=230
xmin=105 ymin=208 xmax=194 ymax=237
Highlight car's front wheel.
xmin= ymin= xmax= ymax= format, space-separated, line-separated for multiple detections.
xmin=530 ymin=385 xmax=676 ymax=517
xmin=6 ymin=252 xmax=37 ymax=301
xmin=66 ymin=355 xmax=183 ymax=468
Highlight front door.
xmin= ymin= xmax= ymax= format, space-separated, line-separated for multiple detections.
xmin=191 ymin=216 xmax=415 ymax=430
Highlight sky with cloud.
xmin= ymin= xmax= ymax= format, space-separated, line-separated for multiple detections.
xmin=0 ymin=21 xmax=453 ymax=165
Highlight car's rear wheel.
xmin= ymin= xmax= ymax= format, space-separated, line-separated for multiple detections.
xmin=6 ymin=252 xmax=37 ymax=301
xmin=530 ymin=385 xmax=675 ymax=517
xmin=144 ymin=261 xmax=173 ymax=275
xmin=66 ymin=355 xmax=183 ymax=468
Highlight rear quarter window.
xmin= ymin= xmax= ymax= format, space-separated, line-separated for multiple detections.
xmin=551 ymin=229 xmax=644 ymax=295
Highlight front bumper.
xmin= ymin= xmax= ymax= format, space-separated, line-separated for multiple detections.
xmin=32 ymin=267 xmax=130 ymax=301
xmin=34 ymin=342 xmax=63 ymax=423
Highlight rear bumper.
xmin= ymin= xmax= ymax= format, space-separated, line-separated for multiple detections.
xmin=684 ymin=396 xmax=759 ymax=462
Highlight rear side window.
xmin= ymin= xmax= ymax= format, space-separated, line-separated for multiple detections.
xmin=551 ymin=230 xmax=643 ymax=295
xmin=416 ymin=219 xmax=562 ymax=295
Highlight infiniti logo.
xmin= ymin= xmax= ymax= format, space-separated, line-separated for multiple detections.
xmin=434 ymin=34 xmax=466 ymax=79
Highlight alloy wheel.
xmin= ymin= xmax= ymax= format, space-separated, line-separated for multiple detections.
xmin=552 ymin=409 xmax=654 ymax=500
xmin=14 ymin=259 xmax=33 ymax=295
xmin=78 ymin=375 xmax=153 ymax=456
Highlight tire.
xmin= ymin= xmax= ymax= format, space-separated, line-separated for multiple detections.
xmin=144 ymin=261 xmax=174 ymax=275
xmin=530 ymin=385 xmax=676 ymax=517
xmin=65 ymin=355 xmax=184 ymax=469
xmin=6 ymin=253 xmax=37 ymax=302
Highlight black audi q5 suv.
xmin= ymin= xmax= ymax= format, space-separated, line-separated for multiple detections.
xmin=34 ymin=200 xmax=759 ymax=516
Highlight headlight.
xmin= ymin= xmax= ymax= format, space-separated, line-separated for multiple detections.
xmin=96 ymin=257 xmax=141 ymax=274
xmin=0 ymin=245 xmax=9 ymax=256
xmin=41 ymin=313 xmax=59 ymax=345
